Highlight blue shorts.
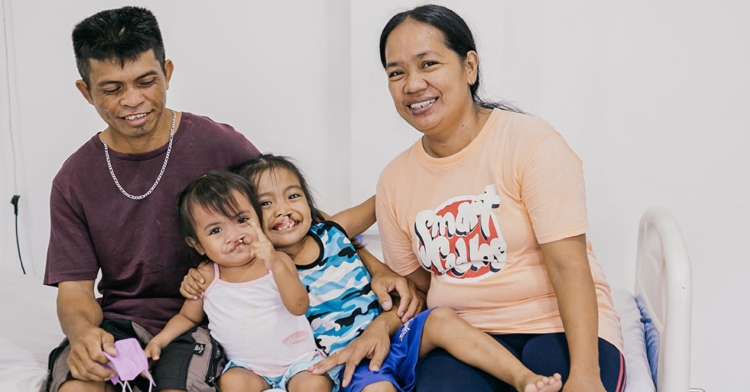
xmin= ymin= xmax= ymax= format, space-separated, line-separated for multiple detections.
xmin=225 ymin=354 xmax=341 ymax=392
xmin=343 ymin=308 xmax=434 ymax=392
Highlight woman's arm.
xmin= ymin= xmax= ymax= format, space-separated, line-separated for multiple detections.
xmin=330 ymin=195 xmax=376 ymax=237
xmin=541 ymin=234 xmax=605 ymax=392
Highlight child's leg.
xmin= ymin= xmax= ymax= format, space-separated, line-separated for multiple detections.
xmin=218 ymin=367 xmax=270 ymax=392
xmin=286 ymin=371 xmax=333 ymax=392
xmin=361 ymin=381 xmax=398 ymax=392
xmin=419 ymin=307 xmax=562 ymax=392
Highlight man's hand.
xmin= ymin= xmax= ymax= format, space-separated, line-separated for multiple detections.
xmin=180 ymin=262 xmax=210 ymax=300
xmin=66 ymin=326 xmax=117 ymax=382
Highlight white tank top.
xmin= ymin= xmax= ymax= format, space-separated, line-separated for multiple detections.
xmin=203 ymin=263 xmax=319 ymax=377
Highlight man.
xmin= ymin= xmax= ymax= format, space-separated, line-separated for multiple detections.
xmin=42 ymin=6 xmax=261 ymax=391
xmin=43 ymin=6 xmax=416 ymax=392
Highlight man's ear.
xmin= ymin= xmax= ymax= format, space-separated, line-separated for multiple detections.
xmin=163 ymin=59 xmax=174 ymax=90
xmin=75 ymin=79 xmax=94 ymax=105
xmin=185 ymin=237 xmax=204 ymax=255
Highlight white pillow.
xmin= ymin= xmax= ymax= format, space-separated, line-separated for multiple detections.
xmin=611 ymin=288 xmax=655 ymax=392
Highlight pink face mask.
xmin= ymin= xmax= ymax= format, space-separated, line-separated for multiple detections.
xmin=103 ymin=338 xmax=155 ymax=391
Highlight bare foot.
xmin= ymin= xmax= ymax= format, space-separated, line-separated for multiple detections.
xmin=521 ymin=373 xmax=562 ymax=392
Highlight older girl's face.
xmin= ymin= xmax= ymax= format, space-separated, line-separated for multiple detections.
xmin=384 ymin=20 xmax=478 ymax=138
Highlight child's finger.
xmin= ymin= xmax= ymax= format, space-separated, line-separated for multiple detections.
xmin=249 ymin=220 xmax=269 ymax=242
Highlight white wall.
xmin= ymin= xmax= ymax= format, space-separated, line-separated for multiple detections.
xmin=2 ymin=1 xmax=747 ymax=390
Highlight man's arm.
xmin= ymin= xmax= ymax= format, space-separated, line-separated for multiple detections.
xmin=57 ymin=280 xmax=116 ymax=382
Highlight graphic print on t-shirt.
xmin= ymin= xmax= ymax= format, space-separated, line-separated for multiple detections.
xmin=414 ymin=184 xmax=506 ymax=281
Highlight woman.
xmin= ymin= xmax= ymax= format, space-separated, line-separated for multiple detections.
xmin=372 ymin=4 xmax=624 ymax=392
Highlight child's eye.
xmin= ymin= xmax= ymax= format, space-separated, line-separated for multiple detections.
xmin=237 ymin=216 xmax=249 ymax=224
xmin=208 ymin=227 xmax=221 ymax=235
xmin=289 ymin=193 xmax=301 ymax=200
xmin=260 ymin=200 xmax=271 ymax=208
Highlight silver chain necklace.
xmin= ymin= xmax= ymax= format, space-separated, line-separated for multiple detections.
xmin=102 ymin=110 xmax=176 ymax=200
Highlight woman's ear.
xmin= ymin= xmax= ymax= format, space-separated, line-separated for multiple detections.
xmin=464 ymin=50 xmax=479 ymax=86
xmin=185 ymin=237 xmax=205 ymax=255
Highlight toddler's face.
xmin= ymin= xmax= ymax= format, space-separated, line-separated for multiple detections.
xmin=254 ymin=168 xmax=313 ymax=254
xmin=188 ymin=191 xmax=261 ymax=268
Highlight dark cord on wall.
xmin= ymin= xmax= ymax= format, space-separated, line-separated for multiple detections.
xmin=11 ymin=195 xmax=25 ymax=275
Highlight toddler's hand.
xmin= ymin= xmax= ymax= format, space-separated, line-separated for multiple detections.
xmin=143 ymin=340 xmax=162 ymax=361
xmin=249 ymin=221 xmax=279 ymax=271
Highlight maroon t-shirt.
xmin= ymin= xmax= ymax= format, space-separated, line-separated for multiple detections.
xmin=44 ymin=112 xmax=260 ymax=335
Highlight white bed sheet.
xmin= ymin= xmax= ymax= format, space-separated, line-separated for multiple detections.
xmin=0 ymin=272 xmax=63 ymax=392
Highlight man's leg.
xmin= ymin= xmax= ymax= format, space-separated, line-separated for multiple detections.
xmin=152 ymin=326 xmax=224 ymax=392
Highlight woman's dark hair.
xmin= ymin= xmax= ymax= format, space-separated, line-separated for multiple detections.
xmin=72 ymin=6 xmax=166 ymax=86
xmin=379 ymin=4 xmax=522 ymax=113
xmin=176 ymin=171 xmax=262 ymax=241
xmin=234 ymin=154 xmax=326 ymax=224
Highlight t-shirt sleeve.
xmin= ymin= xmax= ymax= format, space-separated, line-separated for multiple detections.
xmin=376 ymin=167 xmax=422 ymax=277
xmin=224 ymin=125 xmax=261 ymax=163
xmin=44 ymin=181 xmax=100 ymax=286
xmin=521 ymin=132 xmax=589 ymax=244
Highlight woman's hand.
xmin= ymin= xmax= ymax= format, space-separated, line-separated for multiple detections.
xmin=358 ymin=247 xmax=423 ymax=322
xmin=309 ymin=312 xmax=398 ymax=387
xmin=179 ymin=262 xmax=210 ymax=300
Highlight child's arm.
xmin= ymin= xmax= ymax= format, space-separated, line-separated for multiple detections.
xmin=249 ymin=221 xmax=309 ymax=315
xmin=145 ymin=263 xmax=214 ymax=360
xmin=329 ymin=195 xmax=375 ymax=238
xmin=270 ymin=250 xmax=309 ymax=316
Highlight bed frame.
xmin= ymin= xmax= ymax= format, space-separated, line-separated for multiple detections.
xmin=0 ymin=207 xmax=697 ymax=391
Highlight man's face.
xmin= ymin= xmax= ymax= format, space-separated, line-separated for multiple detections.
xmin=76 ymin=49 xmax=173 ymax=147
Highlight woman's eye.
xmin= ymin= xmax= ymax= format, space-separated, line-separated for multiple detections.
xmin=388 ymin=70 xmax=404 ymax=79
xmin=422 ymin=61 xmax=437 ymax=69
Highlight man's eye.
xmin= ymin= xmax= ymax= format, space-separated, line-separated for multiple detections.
xmin=139 ymin=78 xmax=156 ymax=87
xmin=102 ymin=87 xmax=120 ymax=95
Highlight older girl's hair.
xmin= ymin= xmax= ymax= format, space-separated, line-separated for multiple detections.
xmin=176 ymin=171 xmax=262 ymax=240
xmin=379 ymin=4 xmax=522 ymax=113
xmin=234 ymin=154 xmax=326 ymax=224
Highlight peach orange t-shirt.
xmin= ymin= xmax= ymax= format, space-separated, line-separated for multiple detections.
xmin=376 ymin=109 xmax=622 ymax=351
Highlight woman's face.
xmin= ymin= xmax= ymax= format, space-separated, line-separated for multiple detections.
xmin=384 ymin=20 xmax=478 ymax=137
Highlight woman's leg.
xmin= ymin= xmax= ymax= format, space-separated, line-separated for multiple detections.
xmin=521 ymin=333 xmax=626 ymax=392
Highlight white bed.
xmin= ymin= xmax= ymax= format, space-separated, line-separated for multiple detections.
xmin=0 ymin=207 xmax=693 ymax=391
